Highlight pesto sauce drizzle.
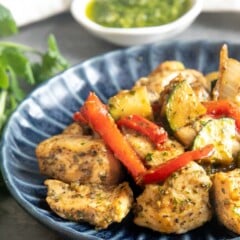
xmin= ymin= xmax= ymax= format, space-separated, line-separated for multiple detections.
xmin=86 ymin=0 xmax=191 ymax=28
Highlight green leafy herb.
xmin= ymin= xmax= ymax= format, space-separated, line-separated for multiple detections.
xmin=0 ymin=5 xmax=69 ymax=131
xmin=0 ymin=4 xmax=18 ymax=37
xmin=0 ymin=34 xmax=69 ymax=134
xmin=32 ymin=35 xmax=69 ymax=82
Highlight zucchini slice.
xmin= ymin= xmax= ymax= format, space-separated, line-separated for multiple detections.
xmin=174 ymin=116 xmax=213 ymax=147
xmin=108 ymin=86 xmax=153 ymax=120
xmin=165 ymin=80 xmax=206 ymax=131
xmin=192 ymin=118 xmax=236 ymax=165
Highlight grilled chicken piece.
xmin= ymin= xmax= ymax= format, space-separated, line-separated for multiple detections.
xmin=36 ymin=135 xmax=123 ymax=184
xmin=122 ymin=128 xmax=184 ymax=167
xmin=62 ymin=122 xmax=84 ymax=135
xmin=45 ymin=179 xmax=133 ymax=229
xmin=212 ymin=169 xmax=240 ymax=234
xmin=134 ymin=162 xmax=212 ymax=234
xmin=135 ymin=61 xmax=209 ymax=103
xmin=63 ymin=122 xmax=93 ymax=136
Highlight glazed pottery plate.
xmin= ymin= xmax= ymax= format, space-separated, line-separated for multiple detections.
xmin=1 ymin=41 xmax=239 ymax=240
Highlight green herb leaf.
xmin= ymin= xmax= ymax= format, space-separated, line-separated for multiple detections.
xmin=33 ymin=34 xmax=69 ymax=82
xmin=0 ymin=34 xmax=69 ymax=139
xmin=0 ymin=89 xmax=8 ymax=131
xmin=0 ymin=4 xmax=18 ymax=37
xmin=1 ymin=47 xmax=35 ymax=84
xmin=0 ymin=64 xmax=8 ymax=88
xmin=7 ymin=66 xmax=25 ymax=101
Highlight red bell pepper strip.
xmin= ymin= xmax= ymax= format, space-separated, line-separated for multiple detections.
xmin=203 ymin=100 xmax=240 ymax=131
xmin=73 ymin=111 xmax=88 ymax=124
xmin=117 ymin=115 xmax=168 ymax=148
xmin=139 ymin=144 xmax=214 ymax=184
xmin=79 ymin=92 xmax=146 ymax=180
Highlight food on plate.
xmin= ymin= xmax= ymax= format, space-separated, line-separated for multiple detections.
xmin=192 ymin=118 xmax=238 ymax=165
xmin=213 ymin=169 xmax=240 ymax=234
xmin=36 ymin=44 xmax=240 ymax=234
xmin=119 ymin=123 xmax=184 ymax=167
xmin=36 ymin=133 xmax=123 ymax=185
xmin=86 ymin=0 xmax=191 ymax=28
xmin=162 ymin=79 xmax=207 ymax=131
xmin=135 ymin=61 xmax=210 ymax=103
xmin=45 ymin=180 xmax=133 ymax=229
xmin=134 ymin=162 xmax=212 ymax=234
xmin=108 ymin=86 xmax=153 ymax=120
xmin=213 ymin=44 xmax=240 ymax=105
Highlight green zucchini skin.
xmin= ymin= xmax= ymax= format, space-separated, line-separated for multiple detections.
xmin=165 ymin=80 xmax=206 ymax=131
xmin=192 ymin=118 xmax=236 ymax=165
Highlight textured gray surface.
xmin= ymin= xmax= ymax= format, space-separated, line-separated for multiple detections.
xmin=0 ymin=11 xmax=240 ymax=240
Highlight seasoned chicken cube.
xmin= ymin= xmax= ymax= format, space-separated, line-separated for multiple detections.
xmin=135 ymin=61 xmax=185 ymax=103
xmin=62 ymin=122 xmax=92 ymax=136
xmin=122 ymin=128 xmax=184 ymax=167
xmin=45 ymin=179 xmax=133 ymax=229
xmin=135 ymin=61 xmax=209 ymax=103
xmin=213 ymin=169 xmax=240 ymax=234
xmin=134 ymin=162 xmax=212 ymax=234
xmin=36 ymin=135 xmax=123 ymax=185
xmin=62 ymin=122 xmax=84 ymax=135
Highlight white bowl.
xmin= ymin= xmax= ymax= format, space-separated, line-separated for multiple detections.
xmin=71 ymin=0 xmax=203 ymax=46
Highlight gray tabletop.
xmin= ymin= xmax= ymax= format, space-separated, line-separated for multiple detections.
xmin=1 ymin=11 xmax=240 ymax=240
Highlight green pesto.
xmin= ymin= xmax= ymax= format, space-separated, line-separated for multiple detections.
xmin=86 ymin=0 xmax=191 ymax=28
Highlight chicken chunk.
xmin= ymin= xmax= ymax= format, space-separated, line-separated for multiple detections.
xmin=62 ymin=122 xmax=85 ymax=135
xmin=134 ymin=162 xmax=212 ymax=234
xmin=36 ymin=135 xmax=123 ymax=185
xmin=212 ymin=169 xmax=240 ymax=234
xmin=122 ymin=128 xmax=184 ymax=167
xmin=62 ymin=122 xmax=94 ymax=137
xmin=135 ymin=61 xmax=209 ymax=103
xmin=45 ymin=179 xmax=133 ymax=229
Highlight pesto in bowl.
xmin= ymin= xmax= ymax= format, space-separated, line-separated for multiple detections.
xmin=71 ymin=0 xmax=203 ymax=46
xmin=86 ymin=0 xmax=191 ymax=28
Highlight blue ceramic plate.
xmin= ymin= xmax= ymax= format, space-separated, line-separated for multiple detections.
xmin=1 ymin=41 xmax=240 ymax=240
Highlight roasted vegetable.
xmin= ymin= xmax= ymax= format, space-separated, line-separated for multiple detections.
xmin=165 ymin=80 xmax=206 ymax=131
xmin=117 ymin=114 xmax=168 ymax=149
xmin=203 ymin=100 xmax=240 ymax=132
xmin=139 ymin=144 xmax=214 ymax=184
xmin=79 ymin=92 xmax=146 ymax=180
xmin=192 ymin=118 xmax=236 ymax=165
xmin=122 ymin=127 xmax=184 ymax=167
xmin=108 ymin=86 xmax=153 ymax=120
xmin=213 ymin=44 xmax=240 ymax=105
xmin=174 ymin=116 xmax=213 ymax=147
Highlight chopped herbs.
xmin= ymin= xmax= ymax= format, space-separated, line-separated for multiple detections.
xmin=145 ymin=152 xmax=153 ymax=162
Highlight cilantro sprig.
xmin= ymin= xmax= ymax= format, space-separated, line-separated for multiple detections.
xmin=0 ymin=4 xmax=18 ymax=37
xmin=0 ymin=4 xmax=69 ymax=135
